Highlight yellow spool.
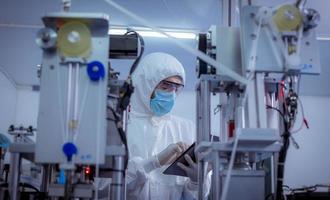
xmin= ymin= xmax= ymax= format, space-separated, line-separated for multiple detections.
xmin=57 ymin=21 xmax=91 ymax=58
xmin=273 ymin=4 xmax=302 ymax=32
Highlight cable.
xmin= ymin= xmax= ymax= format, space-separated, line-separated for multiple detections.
xmin=107 ymin=106 xmax=129 ymax=171
xmin=115 ymin=30 xmax=144 ymax=116
xmin=125 ymin=30 xmax=145 ymax=76
xmin=266 ymin=105 xmax=285 ymax=119
xmin=290 ymin=97 xmax=308 ymax=134
xmin=20 ymin=183 xmax=39 ymax=192
xmin=283 ymin=184 xmax=330 ymax=195
xmin=276 ymin=103 xmax=291 ymax=200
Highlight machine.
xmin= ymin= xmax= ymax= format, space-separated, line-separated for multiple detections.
xmin=3 ymin=2 xmax=141 ymax=199
xmin=196 ymin=0 xmax=321 ymax=200
xmin=0 ymin=0 xmax=326 ymax=199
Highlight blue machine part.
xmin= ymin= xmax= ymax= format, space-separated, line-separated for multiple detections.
xmin=62 ymin=142 xmax=78 ymax=162
xmin=58 ymin=169 xmax=66 ymax=185
xmin=87 ymin=61 xmax=105 ymax=81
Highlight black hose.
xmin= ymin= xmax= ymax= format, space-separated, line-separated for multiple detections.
xmin=125 ymin=30 xmax=145 ymax=76
xmin=276 ymin=103 xmax=291 ymax=200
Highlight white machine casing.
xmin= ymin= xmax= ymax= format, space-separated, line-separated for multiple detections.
xmin=35 ymin=13 xmax=109 ymax=164
xmin=240 ymin=6 xmax=321 ymax=74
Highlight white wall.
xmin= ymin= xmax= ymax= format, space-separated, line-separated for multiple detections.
xmin=14 ymin=87 xmax=39 ymax=141
xmin=0 ymin=71 xmax=17 ymax=139
xmin=15 ymin=88 xmax=39 ymax=127
xmin=284 ymin=96 xmax=330 ymax=188
xmin=0 ymin=72 xmax=39 ymax=141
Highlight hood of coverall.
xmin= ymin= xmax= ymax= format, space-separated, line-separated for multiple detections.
xmin=130 ymin=52 xmax=186 ymax=116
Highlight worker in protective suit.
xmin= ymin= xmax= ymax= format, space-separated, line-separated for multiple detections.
xmin=126 ymin=52 xmax=207 ymax=199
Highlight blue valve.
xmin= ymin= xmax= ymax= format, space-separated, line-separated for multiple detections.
xmin=62 ymin=142 xmax=77 ymax=162
xmin=58 ymin=169 xmax=66 ymax=185
xmin=87 ymin=61 xmax=105 ymax=81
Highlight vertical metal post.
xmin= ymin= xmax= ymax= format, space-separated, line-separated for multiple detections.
xmin=196 ymin=83 xmax=202 ymax=143
xmin=221 ymin=0 xmax=229 ymax=27
xmin=247 ymin=76 xmax=257 ymax=128
xmin=212 ymin=151 xmax=220 ymax=200
xmin=236 ymin=96 xmax=246 ymax=129
xmin=197 ymin=78 xmax=211 ymax=199
xmin=201 ymin=79 xmax=211 ymax=142
xmin=271 ymin=155 xmax=276 ymax=194
xmin=40 ymin=164 xmax=51 ymax=193
xmin=196 ymin=83 xmax=204 ymax=200
xmin=111 ymin=156 xmax=124 ymax=200
xmin=219 ymin=93 xmax=227 ymax=142
xmin=222 ymin=0 xmax=239 ymax=27
xmin=9 ymin=152 xmax=21 ymax=200
xmin=256 ymin=73 xmax=267 ymax=128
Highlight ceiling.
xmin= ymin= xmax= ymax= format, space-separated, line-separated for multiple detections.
xmin=0 ymin=0 xmax=330 ymax=95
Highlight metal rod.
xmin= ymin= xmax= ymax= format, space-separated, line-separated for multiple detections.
xmin=228 ymin=0 xmax=232 ymax=26
xmin=40 ymin=164 xmax=51 ymax=193
xmin=197 ymin=78 xmax=211 ymax=199
xmin=66 ymin=63 xmax=73 ymax=142
xmin=9 ymin=153 xmax=21 ymax=200
xmin=201 ymin=79 xmax=211 ymax=141
xmin=271 ymin=155 xmax=275 ymax=194
xmin=214 ymin=152 xmax=220 ymax=200
xmin=73 ymin=62 xmax=80 ymax=128
xmin=111 ymin=156 xmax=124 ymax=200
xmin=196 ymin=83 xmax=204 ymax=200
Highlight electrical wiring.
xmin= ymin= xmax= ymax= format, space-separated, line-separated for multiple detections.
xmin=124 ymin=30 xmax=145 ymax=76
xmin=283 ymin=184 xmax=330 ymax=195
xmin=107 ymin=106 xmax=129 ymax=171
xmin=266 ymin=105 xmax=285 ymax=119
xmin=276 ymin=101 xmax=292 ymax=200
xmin=290 ymin=97 xmax=308 ymax=134
xmin=107 ymin=30 xmax=145 ymax=172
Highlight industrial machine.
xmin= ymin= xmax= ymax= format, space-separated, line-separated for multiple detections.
xmin=196 ymin=0 xmax=321 ymax=200
xmin=0 ymin=0 xmax=326 ymax=200
xmin=3 ymin=2 xmax=141 ymax=199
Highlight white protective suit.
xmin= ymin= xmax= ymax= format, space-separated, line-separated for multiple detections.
xmin=126 ymin=52 xmax=201 ymax=200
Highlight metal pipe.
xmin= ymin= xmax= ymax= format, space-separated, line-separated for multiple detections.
xmin=40 ymin=164 xmax=51 ymax=193
xmin=66 ymin=62 xmax=73 ymax=142
xmin=201 ymin=79 xmax=211 ymax=142
xmin=196 ymin=83 xmax=204 ymax=200
xmin=9 ymin=153 xmax=21 ymax=200
xmin=111 ymin=156 xmax=124 ymax=200
xmin=198 ymin=78 xmax=211 ymax=199
xmin=64 ymin=170 xmax=73 ymax=200
xmin=212 ymin=151 xmax=220 ymax=200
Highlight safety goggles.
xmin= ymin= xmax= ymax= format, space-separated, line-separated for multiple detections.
xmin=157 ymin=80 xmax=184 ymax=93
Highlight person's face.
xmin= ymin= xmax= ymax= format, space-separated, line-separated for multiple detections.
xmin=156 ymin=76 xmax=184 ymax=93
xmin=151 ymin=76 xmax=184 ymax=98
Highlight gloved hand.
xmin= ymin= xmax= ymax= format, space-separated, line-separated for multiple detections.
xmin=177 ymin=154 xmax=198 ymax=182
xmin=157 ymin=142 xmax=187 ymax=166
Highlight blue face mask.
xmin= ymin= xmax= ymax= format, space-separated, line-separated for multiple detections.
xmin=150 ymin=89 xmax=176 ymax=117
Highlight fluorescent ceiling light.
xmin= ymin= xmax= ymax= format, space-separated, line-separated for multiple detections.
xmin=108 ymin=29 xmax=127 ymax=35
xmin=317 ymin=36 xmax=330 ymax=41
xmin=108 ymin=28 xmax=196 ymax=39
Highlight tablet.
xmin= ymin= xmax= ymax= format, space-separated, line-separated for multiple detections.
xmin=162 ymin=136 xmax=219 ymax=177
xmin=162 ymin=143 xmax=196 ymax=177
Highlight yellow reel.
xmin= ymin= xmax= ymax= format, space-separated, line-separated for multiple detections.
xmin=57 ymin=21 xmax=92 ymax=58
xmin=273 ymin=4 xmax=302 ymax=32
